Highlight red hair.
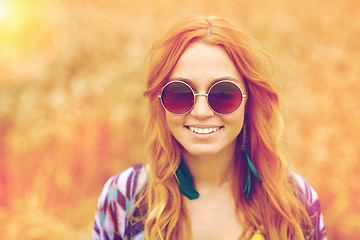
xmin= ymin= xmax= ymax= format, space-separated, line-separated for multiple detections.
xmin=142 ymin=15 xmax=313 ymax=240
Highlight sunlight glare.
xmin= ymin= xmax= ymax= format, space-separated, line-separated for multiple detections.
xmin=0 ymin=1 xmax=11 ymax=24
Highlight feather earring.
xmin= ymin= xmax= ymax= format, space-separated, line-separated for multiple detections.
xmin=175 ymin=158 xmax=200 ymax=200
xmin=241 ymin=122 xmax=262 ymax=199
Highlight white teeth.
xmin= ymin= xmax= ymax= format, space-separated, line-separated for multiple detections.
xmin=189 ymin=127 xmax=220 ymax=134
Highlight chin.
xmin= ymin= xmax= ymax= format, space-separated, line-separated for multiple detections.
xmin=183 ymin=146 xmax=225 ymax=158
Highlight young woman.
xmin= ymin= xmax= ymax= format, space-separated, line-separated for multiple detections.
xmin=93 ymin=16 xmax=327 ymax=240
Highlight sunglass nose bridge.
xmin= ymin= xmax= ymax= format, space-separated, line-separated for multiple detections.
xmin=194 ymin=93 xmax=208 ymax=97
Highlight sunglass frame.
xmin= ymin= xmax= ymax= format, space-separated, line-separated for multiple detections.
xmin=158 ymin=80 xmax=247 ymax=115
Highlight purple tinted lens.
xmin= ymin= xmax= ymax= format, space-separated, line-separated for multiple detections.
xmin=208 ymin=82 xmax=242 ymax=114
xmin=161 ymin=82 xmax=194 ymax=114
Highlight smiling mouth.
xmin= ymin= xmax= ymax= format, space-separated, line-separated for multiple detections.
xmin=187 ymin=126 xmax=222 ymax=134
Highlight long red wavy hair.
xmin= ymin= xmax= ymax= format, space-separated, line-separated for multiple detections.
xmin=141 ymin=15 xmax=313 ymax=240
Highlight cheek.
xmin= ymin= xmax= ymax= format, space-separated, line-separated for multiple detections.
xmin=233 ymin=115 xmax=245 ymax=132
xmin=226 ymin=107 xmax=245 ymax=133
xmin=165 ymin=113 xmax=183 ymax=134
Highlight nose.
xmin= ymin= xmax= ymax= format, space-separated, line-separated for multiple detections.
xmin=190 ymin=94 xmax=215 ymax=118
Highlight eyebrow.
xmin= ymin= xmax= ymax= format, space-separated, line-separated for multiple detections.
xmin=168 ymin=76 xmax=243 ymax=86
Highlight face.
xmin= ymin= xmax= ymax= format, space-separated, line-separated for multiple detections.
xmin=164 ymin=41 xmax=246 ymax=159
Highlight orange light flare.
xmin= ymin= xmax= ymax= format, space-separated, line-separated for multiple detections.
xmin=0 ymin=0 xmax=51 ymax=41
xmin=0 ymin=0 xmax=25 ymax=34
xmin=0 ymin=1 xmax=11 ymax=23
xmin=0 ymin=0 xmax=56 ymax=84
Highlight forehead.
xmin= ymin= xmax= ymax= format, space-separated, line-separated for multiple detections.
xmin=169 ymin=42 xmax=245 ymax=89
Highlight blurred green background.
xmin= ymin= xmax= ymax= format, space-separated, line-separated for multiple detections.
xmin=0 ymin=0 xmax=359 ymax=239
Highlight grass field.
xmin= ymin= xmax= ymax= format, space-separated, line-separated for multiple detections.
xmin=0 ymin=0 xmax=359 ymax=239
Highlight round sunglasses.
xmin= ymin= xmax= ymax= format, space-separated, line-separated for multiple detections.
xmin=158 ymin=80 xmax=246 ymax=115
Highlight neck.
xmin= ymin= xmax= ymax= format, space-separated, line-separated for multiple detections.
xmin=182 ymin=146 xmax=237 ymax=195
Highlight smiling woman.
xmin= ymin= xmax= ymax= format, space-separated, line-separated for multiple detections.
xmin=93 ymin=15 xmax=327 ymax=240
xmin=164 ymin=42 xmax=246 ymax=161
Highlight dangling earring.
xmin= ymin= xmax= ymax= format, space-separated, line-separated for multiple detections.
xmin=241 ymin=122 xmax=262 ymax=199
xmin=241 ymin=121 xmax=247 ymax=152
xmin=175 ymin=158 xmax=200 ymax=200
